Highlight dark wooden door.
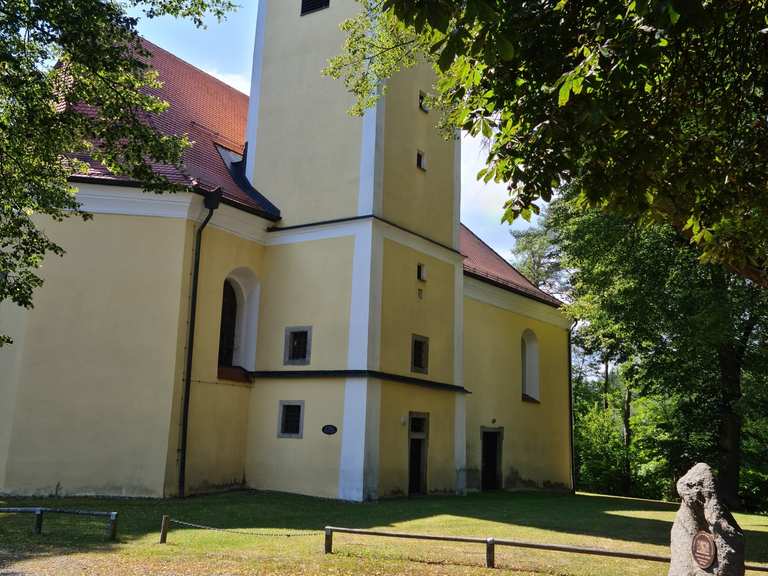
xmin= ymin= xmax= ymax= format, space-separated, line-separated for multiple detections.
xmin=408 ymin=413 xmax=429 ymax=495
xmin=409 ymin=438 xmax=425 ymax=494
xmin=481 ymin=430 xmax=502 ymax=491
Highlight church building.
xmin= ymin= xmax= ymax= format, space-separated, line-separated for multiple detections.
xmin=0 ymin=0 xmax=573 ymax=500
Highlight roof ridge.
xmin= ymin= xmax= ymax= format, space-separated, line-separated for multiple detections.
xmin=140 ymin=37 xmax=249 ymax=99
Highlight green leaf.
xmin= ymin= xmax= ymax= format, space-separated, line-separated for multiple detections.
xmin=667 ymin=4 xmax=680 ymax=25
xmin=558 ymin=77 xmax=573 ymax=106
xmin=498 ymin=36 xmax=516 ymax=61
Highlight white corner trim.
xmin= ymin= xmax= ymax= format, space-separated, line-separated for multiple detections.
xmin=245 ymin=0 xmax=268 ymax=185
xmin=357 ymin=104 xmax=376 ymax=215
xmin=347 ymin=220 xmax=373 ymax=370
xmin=464 ymin=276 xmax=571 ymax=329
xmin=338 ymin=377 xmax=368 ymax=501
xmin=357 ymin=96 xmax=385 ymax=216
xmin=376 ymin=219 xmax=465 ymax=265
xmin=75 ymin=183 xmax=196 ymax=219
xmin=452 ymin=132 xmax=462 ymax=250
xmin=367 ymin=226 xmax=383 ymax=370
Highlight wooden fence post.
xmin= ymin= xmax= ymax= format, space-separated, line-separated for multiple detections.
xmin=486 ymin=537 xmax=495 ymax=569
xmin=324 ymin=527 xmax=333 ymax=554
xmin=159 ymin=515 xmax=170 ymax=544
xmin=33 ymin=509 xmax=44 ymax=535
xmin=107 ymin=512 xmax=118 ymax=541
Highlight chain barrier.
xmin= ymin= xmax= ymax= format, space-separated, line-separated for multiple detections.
xmin=168 ymin=518 xmax=321 ymax=538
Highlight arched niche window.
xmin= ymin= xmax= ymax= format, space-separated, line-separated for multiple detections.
xmin=521 ymin=329 xmax=540 ymax=402
xmin=217 ymin=268 xmax=260 ymax=372
xmin=218 ymin=280 xmax=238 ymax=367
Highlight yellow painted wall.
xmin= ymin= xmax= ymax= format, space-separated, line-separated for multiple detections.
xmin=245 ymin=378 xmax=344 ymax=499
xmin=257 ymin=237 xmax=354 ymax=370
xmin=178 ymin=225 xmax=267 ymax=494
xmin=0 ymin=302 xmax=28 ymax=492
xmin=381 ymin=65 xmax=457 ymax=248
xmin=250 ymin=0 xmax=363 ymax=226
xmin=463 ymin=295 xmax=572 ymax=491
xmin=379 ymin=239 xmax=455 ymax=384
xmin=0 ymin=214 xmax=188 ymax=497
xmin=186 ymin=380 xmax=251 ymax=492
xmin=378 ymin=381 xmax=456 ymax=497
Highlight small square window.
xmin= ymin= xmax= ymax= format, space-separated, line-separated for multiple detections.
xmin=278 ymin=401 xmax=304 ymax=438
xmin=301 ymin=0 xmax=330 ymax=15
xmin=284 ymin=326 xmax=312 ymax=365
xmin=411 ymin=334 xmax=429 ymax=374
xmin=417 ymin=263 xmax=427 ymax=282
xmin=418 ymin=91 xmax=430 ymax=113
xmin=416 ymin=150 xmax=427 ymax=171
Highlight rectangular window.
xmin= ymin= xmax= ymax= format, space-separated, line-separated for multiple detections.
xmin=278 ymin=401 xmax=304 ymax=438
xmin=284 ymin=326 xmax=312 ymax=365
xmin=301 ymin=0 xmax=329 ymax=15
xmin=417 ymin=263 xmax=427 ymax=282
xmin=416 ymin=150 xmax=427 ymax=171
xmin=418 ymin=91 xmax=430 ymax=113
xmin=411 ymin=334 xmax=429 ymax=374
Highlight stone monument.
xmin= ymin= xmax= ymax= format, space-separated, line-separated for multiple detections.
xmin=669 ymin=463 xmax=745 ymax=576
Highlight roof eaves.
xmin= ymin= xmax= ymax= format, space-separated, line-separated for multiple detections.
xmin=463 ymin=267 xmax=563 ymax=308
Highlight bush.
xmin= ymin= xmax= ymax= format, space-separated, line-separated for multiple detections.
xmin=575 ymin=403 xmax=626 ymax=494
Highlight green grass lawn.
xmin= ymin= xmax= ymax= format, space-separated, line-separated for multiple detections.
xmin=1 ymin=490 xmax=767 ymax=575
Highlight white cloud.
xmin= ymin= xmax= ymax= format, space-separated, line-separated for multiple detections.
xmin=204 ymin=68 xmax=251 ymax=95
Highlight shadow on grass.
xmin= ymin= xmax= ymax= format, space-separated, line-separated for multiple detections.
xmin=2 ymin=490 xmax=767 ymax=568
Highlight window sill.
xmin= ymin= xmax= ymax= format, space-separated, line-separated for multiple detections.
xmin=218 ymin=365 xmax=252 ymax=383
xmin=522 ymin=393 xmax=540 ymax=404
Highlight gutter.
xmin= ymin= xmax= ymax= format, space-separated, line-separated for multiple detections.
xmin=177 ymin=188 xmax=222 ymax=498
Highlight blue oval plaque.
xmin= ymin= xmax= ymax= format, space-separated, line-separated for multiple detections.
xmin=322 ymin=425 xmax=338 ymax=436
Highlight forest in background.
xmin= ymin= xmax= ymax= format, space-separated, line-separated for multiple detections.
xmin=511 ymin=193 xmax=768 ymax=512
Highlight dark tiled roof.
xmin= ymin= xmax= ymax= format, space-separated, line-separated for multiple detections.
xmin=74 ymin=38 xmax=280 ymax=221
xmin=460 ymin=224 xmax=562 ymax=307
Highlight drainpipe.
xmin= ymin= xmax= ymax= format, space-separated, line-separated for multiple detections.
xmin=568 ymin=320 xmax=578 ymax=495
xmin=178 ymin=188 xmax=222 ymax=498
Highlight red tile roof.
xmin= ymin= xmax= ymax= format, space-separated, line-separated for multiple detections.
xmin=73 ymin=39 xmax=280 ymax=220
xmin=460 ymin=225 xmax=561 ymax=307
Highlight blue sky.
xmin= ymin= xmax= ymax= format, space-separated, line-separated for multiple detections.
xmin=135 ymin=2 xmax=530 ymax=258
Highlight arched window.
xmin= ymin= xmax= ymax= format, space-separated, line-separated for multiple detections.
xmin=521 ymin=329 xmax=540 ymax=402
xmin=217 ymin=268 xmax=260 ymax=372
xmin=218 ymin=280 xmax=238 ymax=367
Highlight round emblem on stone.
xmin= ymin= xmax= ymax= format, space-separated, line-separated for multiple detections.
xmin=692 ymin=531 xmax=716 ymax=569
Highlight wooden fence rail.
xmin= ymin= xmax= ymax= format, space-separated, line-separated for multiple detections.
xmin=323 ymin=525 xmax=768 ymax=572
xmin=0 ymin=507 xmax=118 ymax=541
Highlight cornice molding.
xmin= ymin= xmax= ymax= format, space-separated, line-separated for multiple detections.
xmin=74 ymin=183 xmax=271 ymax=244
xmin=464 ymin=276 xmax=571 ymax=329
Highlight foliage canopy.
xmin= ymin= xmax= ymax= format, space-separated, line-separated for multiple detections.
xmin=327 ymin=0 xmax=768 ymax=287
xmin=0 ymin=0 xmax=235 ymax=344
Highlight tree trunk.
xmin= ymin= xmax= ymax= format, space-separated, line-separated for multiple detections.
xmin=717 ymin=345 xmax=743 ymax=510
xmin=603 ymin=360 xmax=610 ymax=410
xmin=621 ymin=385 xmax=632 ymax=496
